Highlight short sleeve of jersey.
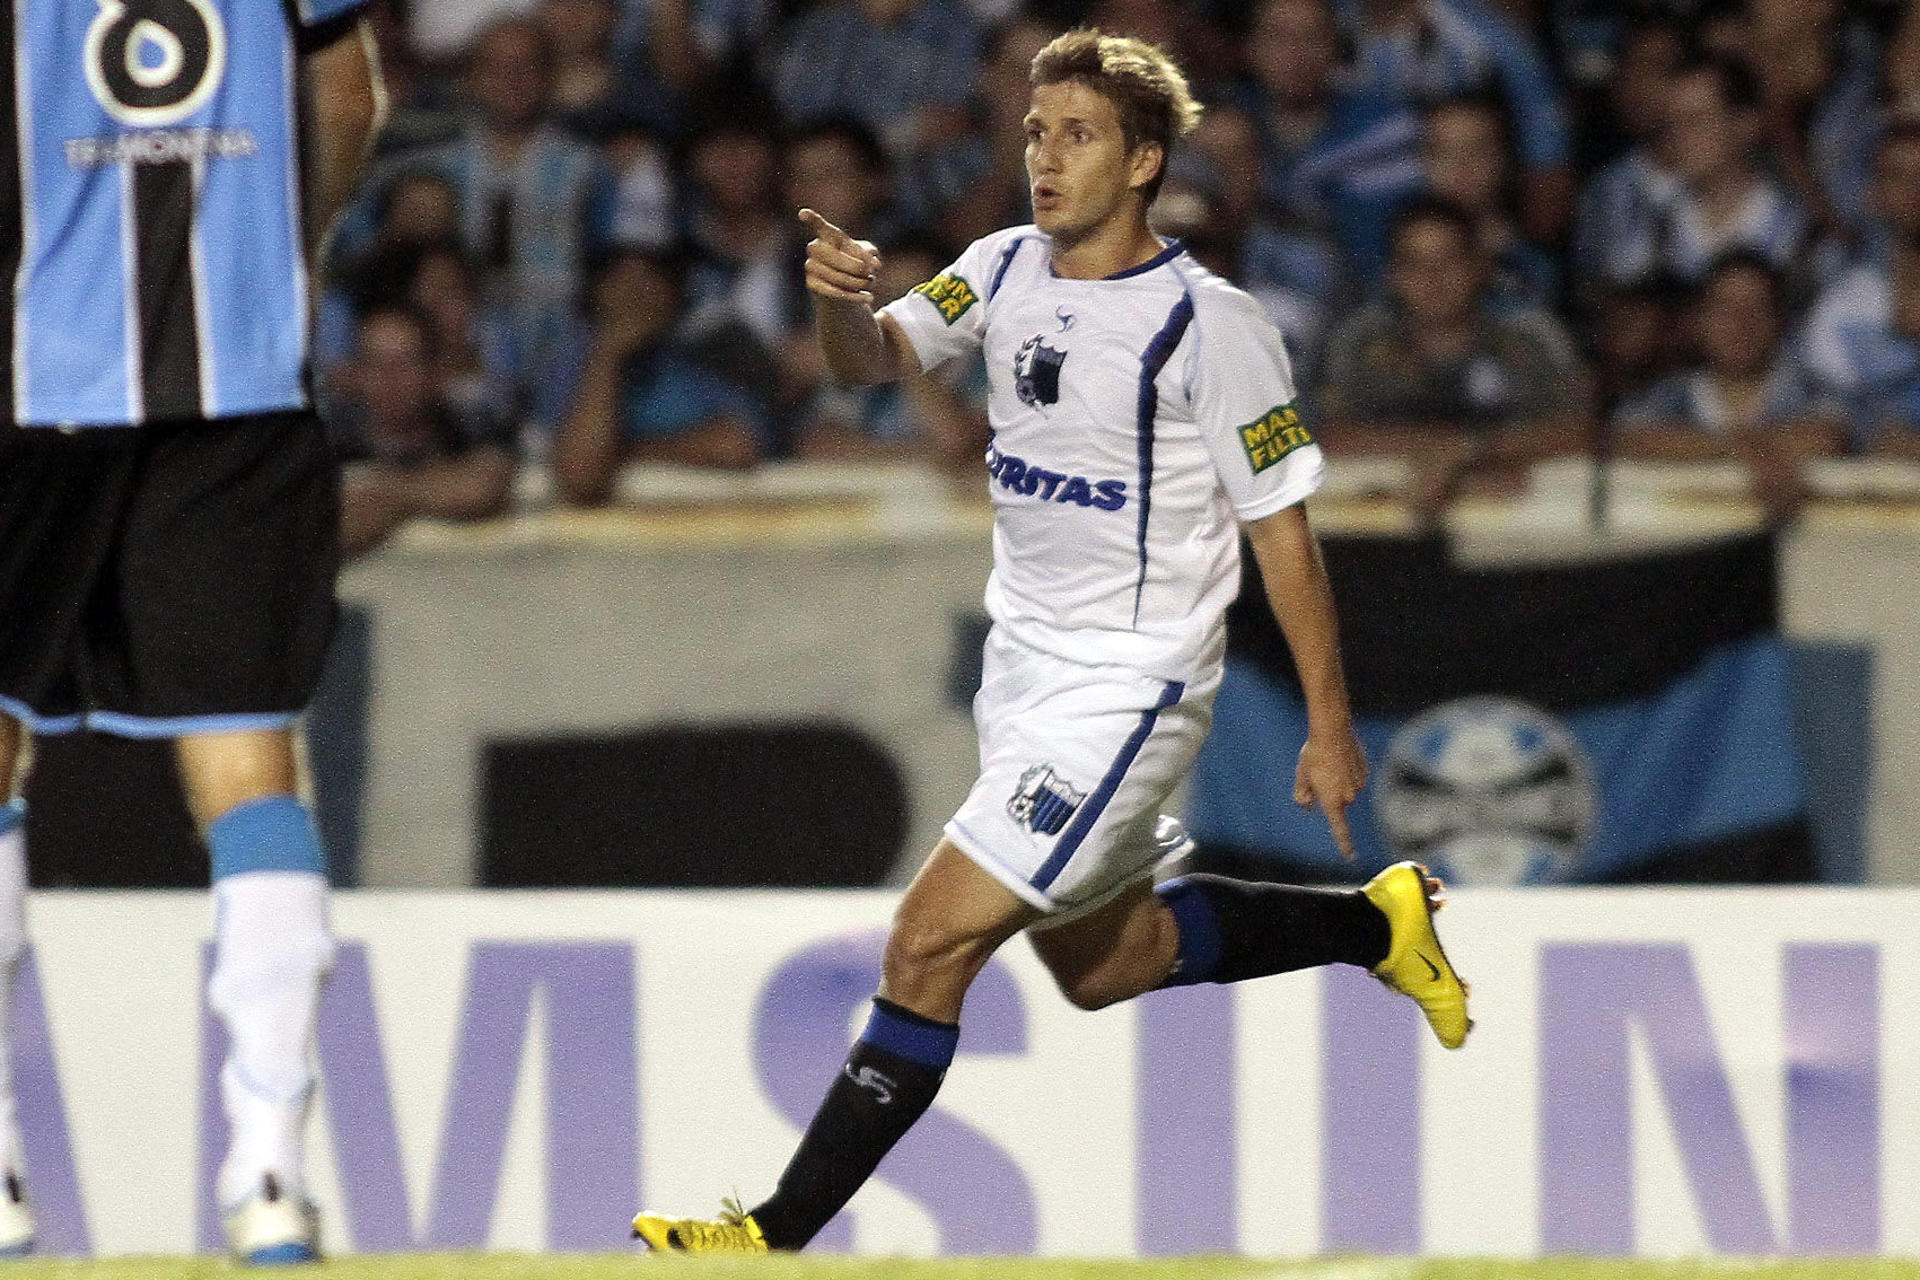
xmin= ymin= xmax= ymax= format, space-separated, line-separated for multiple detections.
xmin=878 ymin=230 xmax=1011 ymax=373
xmin=1185 ymin=285 xmax=1326 ymax=521
xmin=286 ymin=0 xmax=372 ymax=48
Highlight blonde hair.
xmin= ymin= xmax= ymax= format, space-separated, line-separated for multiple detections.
xmin=1030 ymin=29 xmax=1203 ymax=201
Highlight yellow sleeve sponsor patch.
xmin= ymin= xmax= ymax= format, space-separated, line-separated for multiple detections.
xmin=1237 ymin=403 xmax=1313 ymax=474
xmin=911 ymin=273 xmax=979 ymax=325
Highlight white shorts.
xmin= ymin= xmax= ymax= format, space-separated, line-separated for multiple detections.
xmin=943 ymin=629 xmax=1220 ymax=916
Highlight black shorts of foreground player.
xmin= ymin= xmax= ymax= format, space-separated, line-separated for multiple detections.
xmin=633 ymin=29 xmax=1472 ymax=1255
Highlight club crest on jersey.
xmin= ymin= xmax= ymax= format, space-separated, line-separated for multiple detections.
xmin=912 ymin=273 xmax=978 ymax=325
xmin=1014 ymin=335 xmax=1066 ymax=407
xmin=1008 ymin=765 xmax=1083 ymax=836
xmin=1237 ymin=403 xmax=1313 ymax=474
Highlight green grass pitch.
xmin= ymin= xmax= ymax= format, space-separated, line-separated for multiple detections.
xmin=4 ymin=1258 xmax=1919 ymax=1280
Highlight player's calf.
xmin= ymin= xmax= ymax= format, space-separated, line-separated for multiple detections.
xmin=1154 ymin=874 xmax=1391 ymax=986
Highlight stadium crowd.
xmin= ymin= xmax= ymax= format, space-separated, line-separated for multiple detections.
xmin=318 ymin=0 xmax=1920 ymax=544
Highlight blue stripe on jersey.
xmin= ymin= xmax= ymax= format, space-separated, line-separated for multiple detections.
xmin=988 ymin=235 xmax=1026 ymax=299
xmin=1029 ymin=679 xmax=1186 ymax=894
xmin=195 ymin=11 xmax=307 ymax=418
xmin=13 ymin=0 xmax=311 ymax=426
xmin=1132 ymin=292 xmax=1195 ymax=625
xmin=1106 ymin=239 xmax=1185 ymax=280
xmin=15 ymin=0 xmax=138 ymax=422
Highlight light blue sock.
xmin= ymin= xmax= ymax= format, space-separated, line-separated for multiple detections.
xmin=206 ymin=795 xmax=325 ymax=883
xmin=204 ymin=795 xmax=331 ymax=1206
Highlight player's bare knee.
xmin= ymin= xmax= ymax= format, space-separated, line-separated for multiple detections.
xmin=882 ymin=916 xmax=997 ymax=993
xmin=1056 ymin=971 xmax=1127 ymax=1012
xmin=0 ymin=717 xmax=24 ymax=801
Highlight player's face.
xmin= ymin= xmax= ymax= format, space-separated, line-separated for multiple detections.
xmin=1024 ymin=81 xmax=1156 ymax=244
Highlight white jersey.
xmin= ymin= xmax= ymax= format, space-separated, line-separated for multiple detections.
xmin=883 ymin=226 xmax=1325 ymax=677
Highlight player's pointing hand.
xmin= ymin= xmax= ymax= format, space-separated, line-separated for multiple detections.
xmin=1295 ymin=727 xmax=1368 ymax=862
xmin=799 ymin=207 xmax=882 ymax=306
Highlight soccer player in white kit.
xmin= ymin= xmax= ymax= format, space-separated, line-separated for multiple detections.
xmin=634 ymin=29 xmax=1471 ymax=1253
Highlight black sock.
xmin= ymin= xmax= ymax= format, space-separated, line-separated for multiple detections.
xmin=1155 ymin=874 xmax=1390 ymax=986
xmin=750 ymin=997 xmax=957 ymax=1250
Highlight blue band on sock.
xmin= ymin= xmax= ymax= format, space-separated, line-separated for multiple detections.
xmin=858 ymin=999 xmax=959 ymax=1070
xmin=1156 ymin=877 xmax=1223 ymax=987
xmin=0 ymin=800 xmax=22 ymax=839
xmin=207 ymin=795 xmax=325 ymax=881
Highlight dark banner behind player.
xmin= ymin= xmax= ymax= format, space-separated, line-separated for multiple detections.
xmin=1188 ymin=531 xmax=1840 ymax=885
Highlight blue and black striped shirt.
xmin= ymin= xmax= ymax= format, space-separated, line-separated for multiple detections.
xmin=3 ymin=0 xmax=363 ymax=428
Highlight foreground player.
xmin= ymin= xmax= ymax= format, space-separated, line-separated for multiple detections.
xmin=0 ymin=1 xmax=384 ymax=1264
xmin=634 ymin=30 xmax=1470 ymax=1254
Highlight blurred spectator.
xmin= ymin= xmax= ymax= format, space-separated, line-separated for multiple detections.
xmin=1573 ymin=56 xmax=1807 ymax=296
xmin=320 ymin=169 xmax=466 ymax=370
xmin=1338 ymin=0 xmax=1576 ymax=242
xmin=344 ymin=17 xmax=617 ymax=441
xmin=795 ymin=234 xmax=989 ymax=471
xmin=1318 ymin=198 xmax=1590 ymax=515
xmin=899 ymin=16 xmax=1055 ymax=248
xmin=1417 ymin=93 xmax=1560 ymax=308
xmin=1228 ymin=0 xmax=1422 ymax=281
xmin=1890 ymin=2 xmax=1920 ymax=114
xmin=680 ymin=119 xmax=785 ymax=334
xmin=603 ymin=125 xmax=679 ymax=251
xmin=1590 ymin=277 xmax=1687 ymax=418
xmin=1615 ymin=252 xmax=1844 ymax=519
xmin=674 ymin=118 xmax=792 ymax=419
xmin=329 ymin=305 xmax=518 ymax=559
xmin=1690 ymin=0 xmax=1751 ymax=63
xmin=1587 ymin=13 xmax=1685 ymax=167
xmin=628 ymin=0 xmax=778 ymax=106
xmin=537 ymin=0 xmax=619 ymax=122
xmin=760 ymin=0 xmax=981 ymax=161
xmin=1160 ymin=103 xmax=1344 ymax=370
xmin=1802 ymin=121 xmax=1920 ymax=452
xmin=405 ymin=243 xmax=525 ymax=429
xmin=1747 ymin=0 xmax=1885 ymax=250
xmin=554 ymin=249 xmax=768 ymax=502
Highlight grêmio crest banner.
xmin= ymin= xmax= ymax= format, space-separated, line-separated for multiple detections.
xmin=1187 ymin=531 xmax=1815 ymax=885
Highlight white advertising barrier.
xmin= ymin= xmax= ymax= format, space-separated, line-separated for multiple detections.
xmin=16 ymin=888 xmax=1909 ymax=1257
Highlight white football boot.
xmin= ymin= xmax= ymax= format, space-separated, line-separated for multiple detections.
xmin=0 ymin=1172 xmax=32 ymax=1257
xmin=223 ymin=1173 xmax=319 ymax=1266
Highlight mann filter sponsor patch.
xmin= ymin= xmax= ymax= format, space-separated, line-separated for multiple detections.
xmin=912 ymin=273 xmax=979 ymax=325
xmin=1238 ymin=404 xmax=1312 ymax=474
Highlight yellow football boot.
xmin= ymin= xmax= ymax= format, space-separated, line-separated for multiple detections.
xmin=1362 ymin=861 xmax=1473 ymax=1049
xmin=631 ymin=1197 xmax=770 ymax=1253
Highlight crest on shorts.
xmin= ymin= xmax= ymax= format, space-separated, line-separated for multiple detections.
xmin=1008 ymin=764 xmax=1083 ymax=836
xmin=1014 ymin=335 xmax=1066 ymax=407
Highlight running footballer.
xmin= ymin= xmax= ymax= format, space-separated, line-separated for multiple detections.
xmin=634 ymin=29 xmax=1472 ymax=1253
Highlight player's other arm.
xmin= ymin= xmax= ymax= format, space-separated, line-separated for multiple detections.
xmin=1244 ymin=503 xmax=1367 ymax=860
xmin=799 ymin=209 xmax=919 ymax=386
xmin=302 ymin=20 xmax=388 ymax=265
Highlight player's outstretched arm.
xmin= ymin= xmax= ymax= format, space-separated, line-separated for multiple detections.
xmin=1244 ymin=503 xmax=1367 ymax=860
xmin=799 ymin=208 xmax=918 ymax=387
